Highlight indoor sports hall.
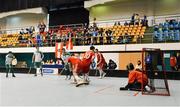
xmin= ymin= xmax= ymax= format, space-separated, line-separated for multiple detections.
xmin=0 ymin=0 xmax=180 ymax=106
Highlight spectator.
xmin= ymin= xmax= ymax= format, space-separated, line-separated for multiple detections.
xmin=56 ymin=58 xmax=64 ymax=65
xmin=0 ymin=27 xmax=2 ymax=34
xmin=19 ymin=29 xmax=25 ymax=35
xmin=108 ymin=59 xmax=117 ymax=69
xmin=123 ymin=33 xmax=129 ymax=43
xmin=27 ymin=38 xmax=33 ymax=47
xmin=177 ymin=53 xmax=180 ymax=71
xmin=174 ymin=22 xmax=180 ymax=41
xmin=117 ymin=21 xmax=121 ymax=25
xmin=35 ymin=33 xmax=43 ymax=47
xmin=114 ymin=22 xmax=117 ymax=26
xmin=105 ymin=29 xmax=112 ymax=44
xmin=99 ymin=28 xmax=104 ymax=45
xmin=50 ymin=59 xmax=55 ymax=65
xmin=38 ymin=21 xmax=46 ymax=34
xmin=18 ymin=35 xmax=23 ymax=41
xmin=51 ymin=32 xmax=56 ymax=46
xmin=130 ymin=13 xmax=135 ymax=25
xmin=92 ymin=27 xmax=98 ymax=45
xmin=124 ymin=21 xmax=128 ymax=26
xmin=135 ymin=14 xmax=140 ymax=25
xmin=135 ymin=60 xmax=142 ymax=71
xmin=27 ymin=26 xmax=35 ymax=36
xmin=45 ymin=31 xmax=51 ymax=46
xmin=170 ymin=53 xmax=177 ymax=71
xmin=141 ymin=15 xmax=148 ymax=27
xmin=145 ymin=53 xmax=153 ymax=72
xmin=93 ymin=17 xmax=97 ymax=28
xmin=117 ymin=36 xmax=123 ymax=44
xmin=153 ymin=25 xmax=159 ymax=41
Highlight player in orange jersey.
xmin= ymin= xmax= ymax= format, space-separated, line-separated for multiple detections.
xmin=120 ymin=63 xmax=148 ymax=91
xmin=95 ymin=49 xmax=106 ymax=79
xmin=67 ymin=46 xmax=95 ymax=86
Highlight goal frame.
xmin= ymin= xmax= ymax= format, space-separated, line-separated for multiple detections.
xmin=141 ymin=48 xmax=170 ymax=96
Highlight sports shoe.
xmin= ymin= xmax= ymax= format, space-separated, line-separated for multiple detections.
xmin=120 ymin=87 xmax=128 ymax=90
xmin=12 ymin=75 xmax=16 ymax=77
xmin=145 ymin=85 xmax=151 ymax=92
xmin=102 ymin=72 xmax=106 ymax=78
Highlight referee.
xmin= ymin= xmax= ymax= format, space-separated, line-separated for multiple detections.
xmin=5 ymin=51 xmax=16 ymax=78
xmin=32 ymin=47 xmax=44 ymax=76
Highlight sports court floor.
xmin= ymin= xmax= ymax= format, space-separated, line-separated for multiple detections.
xmin=0 ymin=73 xmax=180 ymax=106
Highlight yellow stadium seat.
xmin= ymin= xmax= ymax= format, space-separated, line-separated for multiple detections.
xmin=130 ymin=25 xmax=134 ymax=28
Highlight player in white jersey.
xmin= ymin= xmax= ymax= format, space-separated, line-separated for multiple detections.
xmin=32 ymin=47 xmax=44 ymax=76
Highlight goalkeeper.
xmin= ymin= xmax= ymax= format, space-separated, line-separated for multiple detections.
xmin=120 ymin=63 xmax=148 ymax=91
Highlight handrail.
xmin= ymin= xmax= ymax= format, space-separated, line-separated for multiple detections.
xmin=0 ymin=31 xmax=179 ymax=48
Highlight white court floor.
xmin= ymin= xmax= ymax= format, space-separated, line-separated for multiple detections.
xmin=0 ymin=73 xmax=180 ymax=106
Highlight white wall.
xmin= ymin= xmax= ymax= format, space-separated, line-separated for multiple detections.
xmin=0 ymin=7 xmax=48 ymax=33
xmin=0 ymin=43 xmax=179 ymax=53
xmin=0 ymin=13 xmax=47 ymax=33
xmin=0 ymin=43 xmax=179 ymax=69
xmin=88 ymin=0 xmax=180 ymax=26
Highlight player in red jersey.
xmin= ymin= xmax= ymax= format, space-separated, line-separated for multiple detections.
xmin=67 ymin=46 xmax=95 ymax=85
xmin=95 ymin=49 xmax=106 ymax=79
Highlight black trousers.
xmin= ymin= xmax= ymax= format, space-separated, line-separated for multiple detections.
xmin=125 ymin=81 xmax=142 ymax=90
xmin=6 ymin=64 xmax=15 ymax=76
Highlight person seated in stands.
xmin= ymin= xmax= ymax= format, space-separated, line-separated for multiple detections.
xmin=35 ymin=32 xmax=43 ymax=47
xmin=169 ymin=22 xmax=175 ymax=40
xmin=117 ymin=36 xmax=123 ymax=44
xmin=153 ymin=25 xmax=159 ymax=41
xmin=163 ymin=22 xmax=169 ymax=41
xmin=174 ymin=22 xmax=180 ymax=41
xmin=114 ymin=22 xmax=117 ymax=26
xmin=98 ymin=28 xmax=104 ymax=45
xmin=158 ymin=24 xmax=163 ymax=41
xmin=27 ymin=38 xmax=33 ymax=47
xmin=18 ymin=34 xmax=23 ymax=42
xmin=21 ymin=36 xmax=27 ymax=43
xmin=19 ymin=29 xmax=25 ymax=35
xmin=124 ymin=21 xmax=129 ymax=26
xmin=123 ymin=33 xmax=129 ymax=43
xmin=120 ymin=63 xmax=148 ymax=91
xmin=51 ymin=31 xmax=56 ymax=46
xmin=105 ymin=29 xmax=113 ymax=44
xmin=108 ymin=59 xmax=117 ymax=69
xmin=0 ymin=27 xmax=2 ymax=34
xmin=27 ymin=26 xmax=35 ymax=36
xmin=117 ymin=21 xmax=121 ymax=25
xmin=87 ymin=26 xmax=93 ymax=44
xmin=93 ymin=27 xmax=99 ymax=45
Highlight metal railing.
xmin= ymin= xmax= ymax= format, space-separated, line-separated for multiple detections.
xmin=0 ymin=32 xmax=179 ymax=48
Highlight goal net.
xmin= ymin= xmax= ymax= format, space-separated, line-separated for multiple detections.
xmin=141 ymin=48 xmax=170 ymax=96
